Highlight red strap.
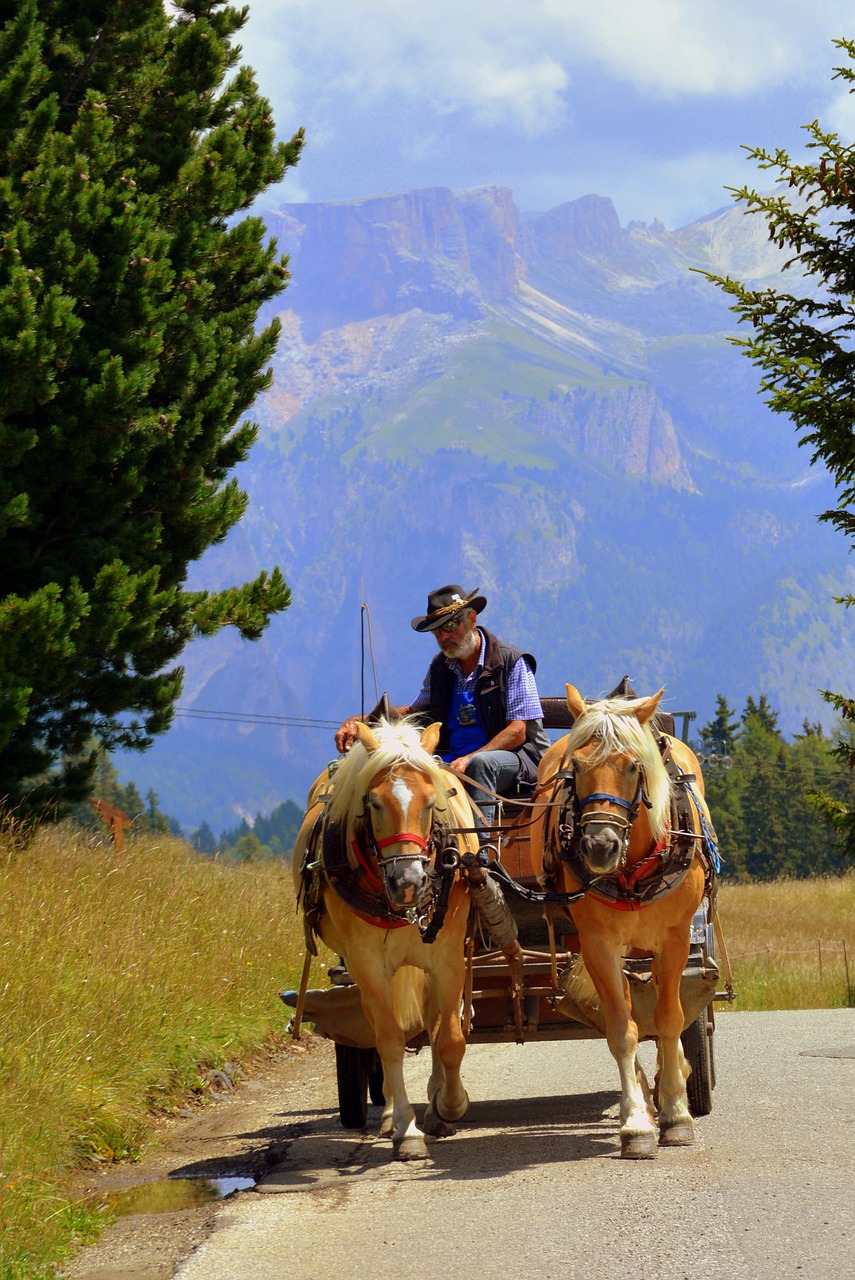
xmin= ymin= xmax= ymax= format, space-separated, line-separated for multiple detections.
xmin=615 ymin=832 xmax=669 ymax=896
xmin=375 ymin=832 xmax=430 ymax=851
xmin=351 ymin=833 xmax=429 ymax=892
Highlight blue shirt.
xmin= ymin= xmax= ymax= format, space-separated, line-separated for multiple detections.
xmin=409 ymin=630 xmax=543 ymax=761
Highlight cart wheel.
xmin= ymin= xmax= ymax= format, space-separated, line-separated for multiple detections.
xmin=366 ymin=1050 xmax=385 ymax=1105
xmin=335 ymin=1043 xmax=369 ymax=1128
xmin=682 ymin=1008 xmax=714 ymax=1117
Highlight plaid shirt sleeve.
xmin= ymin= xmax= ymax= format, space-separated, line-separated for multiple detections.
xmin=408 ymin=669 xmax=432 ymax=715
xmin=505 ymin=657 xmax=543 ymax=722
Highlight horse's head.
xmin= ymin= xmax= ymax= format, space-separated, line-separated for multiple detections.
xmin=563 ymin=683 xmax=667 ymax=877
xmin=353 ymin=720 xmax=445 ymax=912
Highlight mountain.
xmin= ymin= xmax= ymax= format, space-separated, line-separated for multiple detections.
xmin=116 ymin=186 xmax=852 ymax=833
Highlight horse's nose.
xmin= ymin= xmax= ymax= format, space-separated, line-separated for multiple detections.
xmin=386 ymin=858 xmax=427 ymax=907
xmin=580 ymin=827 xmax=623 ymax=875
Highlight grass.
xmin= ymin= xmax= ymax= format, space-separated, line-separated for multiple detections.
xmin=717 ymin=871 xmax=855 ymax=1011
xmin=0 ymin=822 xmax=852 ymax=1277
xmin=0 ymin=823 xmax=314 ymax=1280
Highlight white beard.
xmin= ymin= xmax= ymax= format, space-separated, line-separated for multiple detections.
xmin=438 ymin=626 xmax=480 ymax=662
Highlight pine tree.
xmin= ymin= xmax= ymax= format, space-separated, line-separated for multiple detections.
xmin=706 ymin=36 xmax=855 ymax=856
xmin=699 ymin=694 xmax=740 ymax=755
xmin=190 ymin=820 xmax=218 ymax=854
xmin=0 ymin=2 xmax=303 ymax=812
xmin=741 ymin=695 xmax=780 ymax=736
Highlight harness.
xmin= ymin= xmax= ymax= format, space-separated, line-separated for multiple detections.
xmin=298 ymin=810 xmax=463 ymax=943
xmin=541 ymin=738 xmax=720 ymax=911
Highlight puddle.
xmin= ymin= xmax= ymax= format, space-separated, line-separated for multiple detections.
xmin=85 ymin=1174 xmax=256 ymax=1218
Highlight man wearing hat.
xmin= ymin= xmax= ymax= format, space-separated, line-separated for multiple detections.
xmin=335 ymin=585 xmax=549 ymax=851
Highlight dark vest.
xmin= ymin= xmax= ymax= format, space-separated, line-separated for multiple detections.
xmin=425 ymin=627 xmax=550 ymax=784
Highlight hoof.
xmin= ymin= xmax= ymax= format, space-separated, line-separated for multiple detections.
xmin=430 ymin=1087 xmax=469 ymax=1124
xmin=659 ymin=1118 xmax=695 ymax=1147
xmin=427 ymin=1118 xmax=458 ymax=1139
xmin=393 ymin=1134 xmax=429 ymax=1161
xmin=620 ymin=1129 xmax=658 ymax=1160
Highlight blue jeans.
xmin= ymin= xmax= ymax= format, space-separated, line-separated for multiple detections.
xmin=462 ymin=750 xmax=521 ymax=839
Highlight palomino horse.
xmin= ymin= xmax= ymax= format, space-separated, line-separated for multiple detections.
xmin=533 ymin=684 xmax=716 ymax=1159
xmin=293 ymin=717 xmax=479 ymax=1160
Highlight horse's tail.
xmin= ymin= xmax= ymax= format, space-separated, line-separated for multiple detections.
xmin=390 ymin=964 xmax=427 ymax=1038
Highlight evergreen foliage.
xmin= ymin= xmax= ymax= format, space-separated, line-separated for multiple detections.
xmin=0 ymin=1 xmax=304 ymax=813
xmin=193 ymin=797 xmax=303 ymax=861
xmin=698 ymin=693 xmax=739 ymax=754
xmin=706 ymin=36 xmax=855 ymax=855
xmin=698 ymin=695 xmax=854 ymax=879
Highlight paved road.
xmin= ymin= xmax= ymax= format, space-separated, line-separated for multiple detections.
xmin=176 ymin=1010 xmax=854 ymax=1280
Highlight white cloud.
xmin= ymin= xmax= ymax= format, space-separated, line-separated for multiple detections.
xmin=549 ymin=0 xmax=851 ymax=97
xmin=235 ymin=0 xmax=855 ymax=222
xmin=241 ymin=0 xmax=853 ymax=126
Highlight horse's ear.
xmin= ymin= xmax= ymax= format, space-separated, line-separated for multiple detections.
xmin=636 ymin=688 xmax=665 ymax=725
xmin=420 ymin=722 xmax=442 ymax=756
xmin=565 ymin=683 xmax=586 ymax=721
xmin=355 ymin=721 xmax=381 ymax=754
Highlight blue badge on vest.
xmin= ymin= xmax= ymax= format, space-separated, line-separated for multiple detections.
xmin=445 ymin=685 xmax=487 ymax=760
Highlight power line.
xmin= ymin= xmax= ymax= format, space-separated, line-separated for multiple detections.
xmin=174 ymin=707 xmax=340 ymax=729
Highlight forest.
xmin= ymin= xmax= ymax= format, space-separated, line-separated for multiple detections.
xmin=694 ymin=695 xmax=853 ymax=880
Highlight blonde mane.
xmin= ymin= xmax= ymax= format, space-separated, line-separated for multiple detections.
xmin=326 ymin=716 xmax=455 ymax=840
xmin=564 ymin=696 xmax=673 ymax=840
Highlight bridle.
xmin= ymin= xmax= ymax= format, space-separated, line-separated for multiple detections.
xmin=371 ymin=828 xmax=432 ymax=865
xmin=573 ymin=780 xmax=646 ymax=870
xmin=358 ymin=793 xmax=462 ymax=936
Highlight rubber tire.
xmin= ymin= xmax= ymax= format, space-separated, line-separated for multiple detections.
xmin=366 ymin=1050 xmax=385 ymax=1105
xmin=681 ymin=1010 xmax=714 ymax=1117
xmin=335 ymin=1043 xmax=369 ymax=1128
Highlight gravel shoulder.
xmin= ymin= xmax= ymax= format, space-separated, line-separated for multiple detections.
xmin=59 ymin=1033 xmax=336 ymax=1280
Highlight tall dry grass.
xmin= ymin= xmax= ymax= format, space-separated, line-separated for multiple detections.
xmin=0 ymin=823 xmax=312 ymax=1280
xmin=717 ymin=871 xmax=855 ymax=1011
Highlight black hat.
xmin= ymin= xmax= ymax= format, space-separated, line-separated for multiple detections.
xmin=410 ymin=584 xmax=487 ymax=633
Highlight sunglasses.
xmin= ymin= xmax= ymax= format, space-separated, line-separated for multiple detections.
xmin=437 ymin=614 xmax=465 ymax=633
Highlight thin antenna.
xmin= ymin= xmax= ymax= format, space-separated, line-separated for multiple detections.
xmin=360 ymin=579 xmax=380 ymax=717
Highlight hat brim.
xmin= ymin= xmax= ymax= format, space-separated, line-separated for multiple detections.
xmin=411 ymin=594 xmax=487 ymax=632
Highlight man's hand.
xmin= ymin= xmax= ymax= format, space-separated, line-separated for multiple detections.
xmin=335 ymin=718 xmax=361 ymax=754
xmin=448 ymin=753 xmax=474 ymax=773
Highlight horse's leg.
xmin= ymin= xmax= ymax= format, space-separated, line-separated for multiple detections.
xmin=350 ymin=962 xmax=428 ymax=1161
xmin=422 ymin=958 xmax=469 ymax=1130
xmin=423 ymin=998 xmax=446 ymax=1109
xmin=653 ymin=933 xmax=694 ymax=1146
xmin=584 ymin=943 xmax=658 ymax=1159
xmin=377 ymin=1063 xmax=395 ymax=1138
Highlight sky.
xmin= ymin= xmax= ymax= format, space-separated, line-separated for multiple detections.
xmin=236 ymin=0 xmax=855 ymax=230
